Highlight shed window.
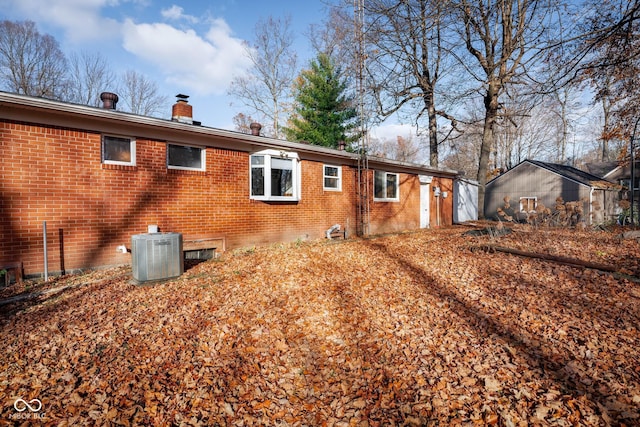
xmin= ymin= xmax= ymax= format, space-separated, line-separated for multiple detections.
xmin=168 ymin=144 xmax=205 ymax=171
xmin=250 ymin=150 xmax=300 ymax=201
xmin=102 ymin=135 xmax=135 ymax=165
xmin=520 ymin=197 xmax=537 ymax=212
xmin=323 ymin=165 xmax=342 ymax=191
xmin=374 ymin=171 xmax=399 ymax=201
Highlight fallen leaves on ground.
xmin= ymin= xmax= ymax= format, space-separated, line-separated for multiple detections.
xmin=1 ymin=224 xmax=639 ymax=426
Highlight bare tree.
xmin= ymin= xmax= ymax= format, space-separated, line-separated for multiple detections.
xmin=308 ymin=6 xmax=354 ymax=68
xmin=442 ymin=105 xmax=484 ymax=178
xmin=308 ymin=3 xmax=381 ymax=156
xmin=535 ymin=0 xmax=640 ymax=166
xmin=598 ymin=85 xmax=618 ymax=161
xmin=232 ymin=112 xmax=259 ymax=134
xmin=543 ymin=84 xmax=590 ymax=163
xmin=453 ymin=0 xmax=557 ymax=218
xmin=66 ymin=51 xmax=117 ymax=107
xmin=0 ymin=20 xmax=67 ymax=99
xmin=575 ymin=0 xmax=640 ymax=157
xmin=228 ymin=16 xmax=298 ymax=139
xmin=363 ymin=0 xmax=457 ymax=167
xmin=498 ymin=103 xmax=559 ymax=167
xmin=370 ymin=134 xmax=424 ymax=163
xmin=117 ymin=70 xmax=168 ymax=117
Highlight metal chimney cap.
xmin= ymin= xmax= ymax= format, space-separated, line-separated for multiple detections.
xmin=250 ymin=122 xmax=262 ymax=136
xmin=99 ymin=92 xmax=119 ymax=109
xmin=176 ymin=94 xmax=189 ymax=101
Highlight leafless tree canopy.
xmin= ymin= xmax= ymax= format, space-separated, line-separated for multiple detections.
xmin=2 ymin=3 xmax=640 ymax=205
xmin=118 ymin=70 xmax=169 ymax=118
xmin=228 ymin=16 xmax=298 ymax=139
xmin=232 ymin=112 xmax=259 ymax=134
xmin=452 ymin=0 xmax=558 ymax=217
xmin=66 ymin=51 xmax=117 ymax=107
xmin=578 ymin=0 xmax=640 ymax=140
xmin=362 ymin=0 xmax=457 ymax=168
xmin=0 ymin=20 xmax=67 ymax=99
xmin=370 ymin=134 xmax=425 ymax=163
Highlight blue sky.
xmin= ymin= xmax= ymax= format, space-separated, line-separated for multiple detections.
xmin=0 ymin=0 xmax=334 ymax=129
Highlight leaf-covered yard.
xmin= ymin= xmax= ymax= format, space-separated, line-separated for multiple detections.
xmin=1 ymin=225 xmax=639 ymax=426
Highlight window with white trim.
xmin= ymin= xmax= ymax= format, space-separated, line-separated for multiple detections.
xmin=374 ymin=171 xmax=399 ymax=201
xmin=102 ymin=135 xmax=135 ymax=166
xmin=167 ymin=144 xmax=205 ymax=171
xmin=250 ymin=150 xmax=300 ymax=201
xmin=323 ymin=165 xmax=342 ymax=191
xmin=520 ymin=197 xmax=537 ymax=212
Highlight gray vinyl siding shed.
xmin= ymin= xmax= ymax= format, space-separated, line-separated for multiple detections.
xmin=484 ymin=160 xmax=619 ymax=224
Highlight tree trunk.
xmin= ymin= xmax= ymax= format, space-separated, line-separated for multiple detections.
xmin=477 ymin=82 xmax=500 ymax=219
xmin=428 ymin=92 xmax=439 ymax=167
xmin=602 ymin=96 xmax=611 ymax=161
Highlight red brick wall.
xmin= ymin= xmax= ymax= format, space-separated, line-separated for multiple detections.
xmin=368 ymin=171 xmax=422 ymax=234
xmin=1 ymin=120 xmax=435 ymax=276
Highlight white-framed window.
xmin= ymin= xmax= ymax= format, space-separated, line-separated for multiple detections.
xmin=520 ymin=197 xmax=537 ymax=212
xmin=167 ymin=144 xmax=205 ymax=171
xmin=323 ymin=165 xmax=342 ymax=191
xmin=250 ymin=149 xmax=300 ymax=201
xmin=374 ymin=170 xmax=399 ymax=201
xmin=102 ymin=135 xmax=135 ymax=166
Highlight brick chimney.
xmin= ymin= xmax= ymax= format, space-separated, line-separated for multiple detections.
xmin=100 ymin=92 xmax=119 ymax=110
xmin=172 ymin=94 xmax=193 ymax=124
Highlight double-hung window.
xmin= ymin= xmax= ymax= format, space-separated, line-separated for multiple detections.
xmin=520 ymin=197 xmax=537 ymax=213
xmin=374 ymin=170 xmax=399 ymax=201
xmin=323 ymin=165 xmax=342 ymax=191
xmin=250 ymin=150 xmax=300 ymax=201
xmin=102 ymin=135 xmax=135 ymax=166
xmin=167 ymin=144 xmax=205 ymax=171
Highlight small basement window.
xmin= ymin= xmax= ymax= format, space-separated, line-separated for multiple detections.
xmin=520 ymin=197 xmax=537 ymax=212
xmin=167 ymin=144 xmax=205 ymax=171
xmin=102 ymin=135 xmax=135 ymax=165
xmin=374 ymin=170 xmax=399 ymax=201
xmin=250 ymin=149 xmax=300 ymax=201
xmin=323 ymin=165 xmax=342 ymax=191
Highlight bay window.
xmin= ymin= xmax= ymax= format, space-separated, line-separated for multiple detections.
xmin=250 ymin=150 xmax=300 ymax=201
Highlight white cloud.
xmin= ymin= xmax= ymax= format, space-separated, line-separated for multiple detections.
xmin=0 ymin=0 xmax=121 ymax=42
xmin=1 ymin=0 xmax=255 ymax=102
xmin=161 ymin=5 xmax=199 ymax=23
xmin=121 ymin=18 xmax=252 ymax=95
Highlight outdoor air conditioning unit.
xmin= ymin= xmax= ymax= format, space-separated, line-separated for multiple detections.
xmin=131 ymin=232 xmax=183 ymax=283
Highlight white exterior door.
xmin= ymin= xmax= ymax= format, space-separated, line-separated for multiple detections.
xmin=419 ymin=176 xmax=432 ymax=228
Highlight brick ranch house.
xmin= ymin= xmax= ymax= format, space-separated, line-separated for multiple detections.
xmin=0 ymin=91 xmax=459 ymax=278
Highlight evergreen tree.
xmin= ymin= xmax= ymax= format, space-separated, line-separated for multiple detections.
xmin=285 ymin=53 xmax=360 ymax=149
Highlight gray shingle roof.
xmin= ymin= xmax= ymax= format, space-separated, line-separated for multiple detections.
xmin=526 ymin=160 xmax=618 ymax=189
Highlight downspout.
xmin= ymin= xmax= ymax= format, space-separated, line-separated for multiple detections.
xmin=589 ymin=187 xmax=594 ymax=226
xmin=43 ymin=221 xmax=48 ymax=281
